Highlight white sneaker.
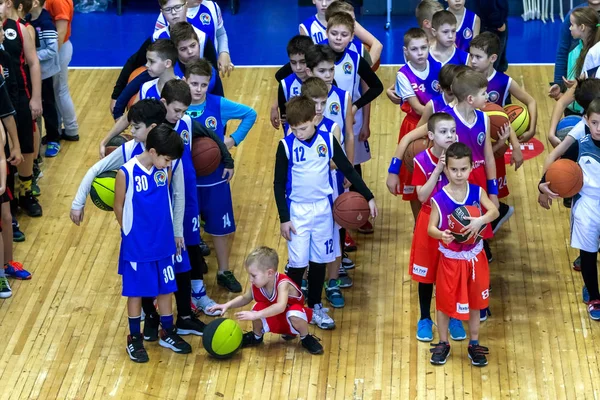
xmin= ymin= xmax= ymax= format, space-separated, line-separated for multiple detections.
xmin=310 ymin=303 xmax=335 ymax=330
xmin=192 ymin=292 xmax=222 ymax=316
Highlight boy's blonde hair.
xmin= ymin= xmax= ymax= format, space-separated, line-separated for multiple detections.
xmin=325 ymin=0 xmax=354 ymax=21
xmin=427 ymin=112 xmax=455 ymax=134
xmin=431 ymin=10 xmax=457 ymax=30
xmin=245 ymin=247 xmax=279 ymax=271
xmin=301 ymin=77 xmax=329 ymax=99
xmin=451 ymin=70 xmax=488 ymax=102
xmin=415 ymin=0 xmax=444 ymax=27
xmin=327 ymin=12 xmax=355 ymax=35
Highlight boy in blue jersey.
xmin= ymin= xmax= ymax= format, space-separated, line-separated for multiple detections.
xmin=429 ymin=11 xmax=470 ymax=67
xmin=274 ymin=95 xmax=378 ymax=329
xmin=137 ymin=39 xmax=178 ymax=102
xmin=447 ymin=0 xmax=480 ymax=52
xmin=115 ymin=123 xmax=189 ymax=363
xmin=184 ymin=59 xmax=257 ymax=293
xmin=270 ymin=35 xmax=314 ymax=131
xmin=299 ymin=0 xmax=335 ymax=43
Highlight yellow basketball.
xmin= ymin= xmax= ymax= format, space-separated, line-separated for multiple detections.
xmin=202 ymin=318 xmax=243 ymax=359
xmin=503 ymin=104 xmax=530 ymax=136
xmin=90 ymin=171 xmax=117 ymax=211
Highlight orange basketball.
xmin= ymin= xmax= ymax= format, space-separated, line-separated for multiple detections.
xmin=333 ymin=192 xmax=370 ymax=230
xmin=546 ymin=159 xmax=583 ymax=198
xmin=192 ymin=137 xmax=222 ymax=176
xmin=482 ymin=102 xmax=509 ymax=141
xmin=504 ymin=104 xmax=530 ymax=136
xmin=127 ymin=66 xmax=147 ymax=110
xmin=403 ymin=137 xmax=432 ymax=172
xmin=364 ymin=44 xmax=380 ymax=71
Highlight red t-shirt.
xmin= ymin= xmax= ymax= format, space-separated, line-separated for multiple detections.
xmin=45 ymin=0 xmax=73 ymax=43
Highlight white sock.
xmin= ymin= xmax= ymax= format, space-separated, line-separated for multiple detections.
xmin=191 ymin=279 xmax=205 ymax=294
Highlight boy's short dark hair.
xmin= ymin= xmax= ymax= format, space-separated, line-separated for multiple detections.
xmin=287 ymin=35 xmax=314 ymax=58
xmin=127 ymin=98 xmax=167 ymax=126
xmin=245 ymin=246 xmax=279 ymax=271
xmin=146 ymin=124 xmax=185 ymax=159
xmin=286 ymin=96 xmax=317 ymax=127
xmin=147 ymin=39 xmax=178 ymax=65
xmin=301 ymin=77 xmax=329 ymax=99
xmin=305 ymin=44 xmax=336 ymax=70
xmin=403 ymin=27 xmax=428 ymax=47
xmin=185 ymin=58 xmax=212 ymax=79
xmin=327 ymin=12 xmax=355 ymax=35
xmin=432 ymin=10 xmax=457 ymax=30
xmin=469 ymin=32 xmax=500 ymax=58
xmin=452 ymin=70 xmax=488 ymax=102
xmin=445 ymin=142 xmax=473 ymax=165
xmin=415 ymin=0 xmax=444 ymax=27
xmin=170 ymin=22 xmax=198 ymax=47
xmin=427 ymin=112 xmax=455 ymax=134
xmin=438 ymin=64 xmax=470 ymax=91
xmin=161 ymin=79 xmax=192 ymax=106
xmin=157 ymin=0 xmax=170 ymax=6
xmin=325 ymin=0 xmax=354 ymax=22
xmin=15 ymin=0 xmax=33 ymax=13
xmin=574 ymin=78 xmax=600 ymax=111
xmin=586 ymin=98 xmax=600 ymax=117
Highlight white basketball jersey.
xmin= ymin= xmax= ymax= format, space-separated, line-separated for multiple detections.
xmin=325 ymin=85 xmax=350 ymax=145
xmin=139 ymin=78 xmax=160 ymax=100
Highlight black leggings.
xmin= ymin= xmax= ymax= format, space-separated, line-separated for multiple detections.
xmin=142 ymin=270 xmax=193 ymax=318
xmin=188 ymin=244 xmax=206 ymax=279
xmin=581 ymin=250 xmax=599 ymax=302
xmin=286 ymin=261 xmax=326 ymax=308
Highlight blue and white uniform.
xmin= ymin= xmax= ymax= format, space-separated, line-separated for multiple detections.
xmin=139 ymin=78 xmax=161 ymax=101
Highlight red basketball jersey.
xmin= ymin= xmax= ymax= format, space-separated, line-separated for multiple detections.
xmin=251 ymin=273 xmax=304 ymax=306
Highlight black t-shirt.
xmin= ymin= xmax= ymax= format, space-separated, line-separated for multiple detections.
xmin=2 ymin=19 xmax=30 ymax=96
xmin=0 ymin=75 xmax=16 ymax=119
xmin=0 ymin=49 xmax=19 ymax=105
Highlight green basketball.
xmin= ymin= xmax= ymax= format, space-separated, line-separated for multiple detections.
xmin=202 ymin=318 xmax=243 ymax=359
xmin=90 ymin=171 xmax=117 ymax=211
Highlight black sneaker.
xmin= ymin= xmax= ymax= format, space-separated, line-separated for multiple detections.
xmin=176 ymin=314 xmax=206 ymax=336
xmin=241 ymin=332 xmax=263 ymax=347
xmin=301 ymin=334 xmax=324 ymax=355
xmin=281 ymin=334 xmax=297 ymax=341
xmin=468 ymin=344 xmax=489 ymax=367
xmin=430 ymin=342 xmax=451 ymax=365
xmin=60 ymin=130 xmax=79 ymax=141
xmin=217 ymin=271 xmax=242 ymax=293
xmin=199 ymin=238 xmax=211 ymax=256
xmin=563 ymin=197 xmax=573 ymax=208
xmin=483 ymin=240 xmax=493 ymax=263
xmin=127 ymin=334 xmax=149 ymax=363
xmin=19 ymin=192 xmax=42 ymax=217
xmin=491 ymin=202 xmax=514 ymax=234
xmin=143 ymin=314 xmax=160 ymax=341
xmin=159 ymin=326 xmax=192 ymax=354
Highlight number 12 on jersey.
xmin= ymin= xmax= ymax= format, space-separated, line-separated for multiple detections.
xmin=294 ymin=147 xmax=306 ymax=162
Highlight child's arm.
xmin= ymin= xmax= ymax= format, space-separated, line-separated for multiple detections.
xmin=219 ymin=97 xmax=258 ymax=148
xmin=406 ymin=97 xmax=426 ymax=116
xmin=273 ymin=142 xmax=295 ymax=240
xmin=482 ymin=117 xmax=499 ymax=207
xmin=236 ymin=284 xmax=293 ymax=321
xmin=473 ymin=15 xmax=481 ymax=38
xmin=358 ymin=101 xmax=371 ymax=141
xmin=21 ymin=22 xmax=42 ymax=119
xmin=352 ymin=57 xmax=383 ymax=113
xmin=343 ymin=94 xmax=354 ymax=164
xmin=463 ymin=190 xmax=499 ymax=240
xmin=385 ymin=124 xmax=429 ymax=195
xmin=270 ymin=98 xmax=281 ymax=130
xmin=542 ymin=135 xmax=576 ymax=174
xmin=36 ymin=24 xmax=59 ymax=62
xmin=207 ymin=290 xmax=253 ymax=315
xmin=111 ymin=37 xmax=152 ymax=110
xmin=99 ymin=116 xmax=130 ymax=158
xmin=274 ymin=63 xmax=293 ymax=82
xmin=273 ymin=83 xmax=287 ymax=129
xmin=417 ymin=101 xmax=434 ymax=127
xmin=428 ymin=201 xmax=454 ymax=244
xmin=113 ymin=170 xmax=126 ymax=228
xmin=548 ymin=84 xmax=576 ymax=148
xmin=538 ymin=138 xmax=578 ymax=208
xmin=386 ymin=84 xmax=402 ymax=105
xmin=506 ymin=125 xmax=524 ymax=170
xmin=112 ymin=71 xmax=153 ymax=120
xmin=354 ymin=21 xmax=382 ymax=67
xmin=171 ymin=162 xmax=185 ymax=245
xmin=415 ymin=152 xmax=444 ymax=203
xmin=491 ymin=123 xmax=510 ymax=152
xmin=508 ymin=81 xmax=537 ymax=142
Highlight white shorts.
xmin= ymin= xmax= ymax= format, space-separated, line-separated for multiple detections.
xmin=571 ymin=195 xmax=600 ymax=253
xmin=352 ymin=108 xmax=371 ymax=165
xmin=288 ymin=199 xmax=336 ymax=268
xmin=333 ymin=225 xmax=342 ymax=258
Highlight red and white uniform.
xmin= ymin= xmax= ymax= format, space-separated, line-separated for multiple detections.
xmin=251 ymin=273 xmax=313 ymax=335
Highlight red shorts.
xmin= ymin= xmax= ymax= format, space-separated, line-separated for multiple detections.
xmin=468 ymin=166 xmax=493 ymax=239
xmin=398 ymin=109 xmax=420 ymax=201
xmin=495 ymin=156 xmax=509 ymax=198
xmin=408 ymin=205 xmax=440 ymax=284
xmin=252 ymin=302 xmax=313 ymax=336
xmin=435 ymin=246 xmax=490 ymax=320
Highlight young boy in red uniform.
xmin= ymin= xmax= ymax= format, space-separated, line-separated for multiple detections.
xmin=208 ymin=246 xmax=324 ymax=355
xmin=428 ymin=142 xmax=499 ymax=367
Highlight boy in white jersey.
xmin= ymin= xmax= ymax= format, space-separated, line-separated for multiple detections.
xmin=273 ymin=95 xmax=378 ymax=329
xmin=137 ymin=39 xmax=178 ymax=102
xmin=299 ymin=0 xmax=335 ymax=43
xmin=429 ymin=11 xmax=470 ymax=66
xmin=115 ymin=123 xmax=189 ymax=363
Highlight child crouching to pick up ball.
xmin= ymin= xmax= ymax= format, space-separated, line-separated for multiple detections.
xmin=207 ymin=247 xmax=324 ymax=355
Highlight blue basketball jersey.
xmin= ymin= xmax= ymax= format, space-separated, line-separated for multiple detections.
xmin=486 ymin=70 xmax=512 ymax=107
xmin=325 ymin=85 xmax=350 ymax=141
xmin=187 ymin=1 xmax=221 ymax=48
xmin=139 ymin=78 xmax=160 ymax=101
xmin=317 ymin=116 xmax=341 ymax=147
xmin=453 ymin=8 xmax=477 ymax=52
xmin=121 ymin=139 xmax=145 ymax=163
xmin=281 ymin=73 xmax=303 ymax=102
xmin=428 ymin=48 xmax=469 ymax=67
xmin=300 ymin=14 xmax=327 ymax=45
xmin=120 ymin=157 xmax=175 ymax=262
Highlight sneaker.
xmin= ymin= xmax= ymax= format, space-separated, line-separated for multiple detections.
xmin=217 ymin=271 xmax=242 ymax=293
xmin=563 ymin=197 xmax=573 ymax=208
xmin=281 ymin=334 xmax=296 ymax=341
xmin=342 ymin=253 xmax=355 ymax=270
xmin=176 ymin=314 xmax=206 ymax=336
xmin=483 ymin=241 xmax=493 ymax=263
xmin=4 ymin=261 xmax=31 ymax=280
xmin=468 ymin=344 xmax=489 ymax=367
xmin=310 ymin=303 xmax=335 ymax=330
xmin=491 ymin=203 xmax=514 ymax=234
xmin=31 ymin=181 xmax=40 ymax=197
xmin=44 ymin=142 xmax=61 ymax=158
xmin=573 ymin=256 xmax=582 ymax=272
xmin=19 ymin=192 xmax=42 ymax=217
xmin=126 ymin=334 xmax=149 ymax=363
xmin=301 ymin=334 xmax=324 ymax=355
xmin=12 ymin=220 xmax=25 ymax=242
xmin=191 ymin=291 xmax=221 ymax=316
xmin=0 ymin=277 xmax=12 ymax=298
xmin=199 ymin=237 xmax=211 ymax=257
xmin=358 ymin=220 xmax=374 ymax=234
xmin=344 ymin=232 xmax=357 ymax=252
xmin=241 ymin=332 xmax=264 ymax=347
xmin=583 ymin=286 xmax=590 ymax=304
xmin=159 ymin=326 xmax=192 ymax=353
xmin=480 ymin=308 xmax=491 ymax=322
xmin=325 ymin=279 xmax=345 ymax=308
xmin=33 ymin=160 xmax=43 ymax=181
xmin=60 ymin=130 xmax=80 ymax=141
xmin=143 ymin=314 xmax=160 ymax=341
xmin=430 ymin=342 xmax=451 ymax=365
xmin=588 ymin=300 xmax=600 ymax=321
xmin=416 ymin=318 xmax=434 ymax=342
xmin=449 ymin=318 xmax=467 ymax=341
xmin=337 ymin=265 xmax=353 ymax=288
xmin=301 ymin=279 xmax=308 ymax=299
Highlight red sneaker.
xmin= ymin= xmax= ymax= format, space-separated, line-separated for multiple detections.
xmin=344 ymin=232 xmax=357 ymax=252
xmin=358 ymin=220 xmax=374 ymax=234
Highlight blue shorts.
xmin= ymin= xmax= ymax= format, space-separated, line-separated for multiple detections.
xmin=197 ymin=182 xmax=236 ymax=236
xmin=183 ymin=204 xmax=201 ymax=246
xmin=121 ymin=255 xmax=178 ymax=297
xmin=174 ymin=247 xmax=192 ymax=274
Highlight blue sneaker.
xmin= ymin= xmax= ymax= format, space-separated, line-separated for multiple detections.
xmin=588 ymin=300 xmax=600 ymax=320
xmin=480 ymin=308 xmax=491 ymax=322
xmin=416 ymin=318 xmax=434 ymax=342
xmin=44 ymin=142 xmax=61 ymax=157
xmin=449 ymin=318 xmax=467 ymax=340
xmin=583 ymin=286 xmax=590 ymax=304
xmin=4 ymin=261 xmax=31 ymax=280
xmin=325 ymin=279 xmax=345 ymax=308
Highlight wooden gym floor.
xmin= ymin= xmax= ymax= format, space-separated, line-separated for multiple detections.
xmin=3 ymin=65 xmax=598 ymax=399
